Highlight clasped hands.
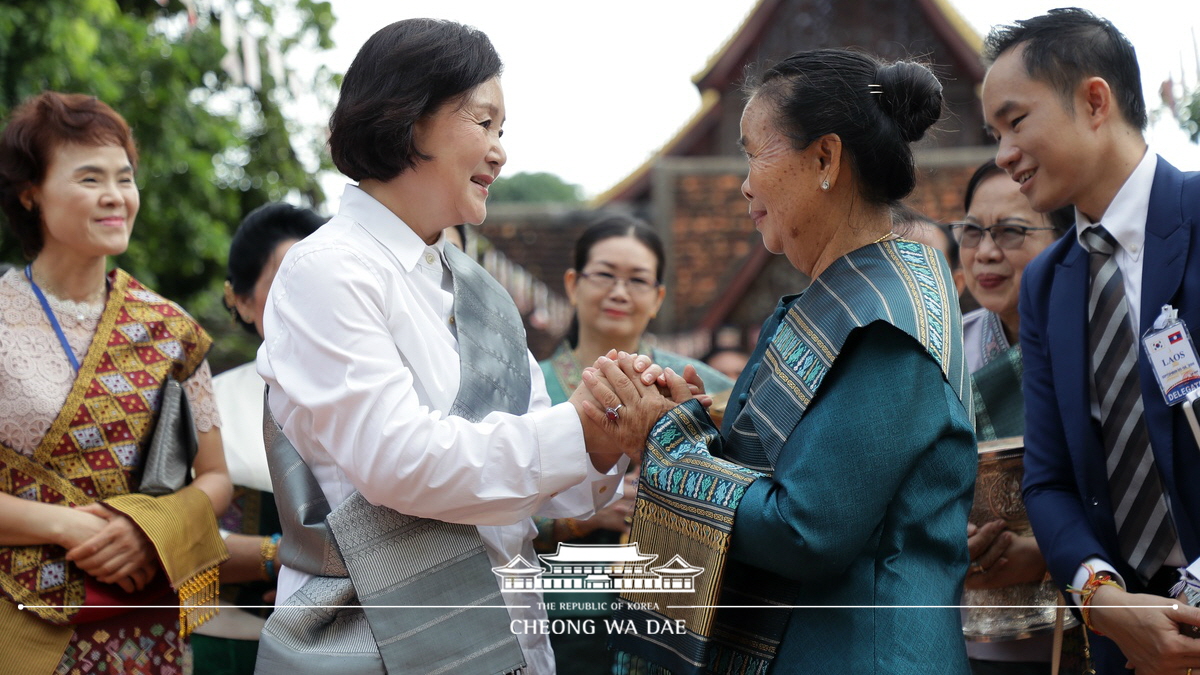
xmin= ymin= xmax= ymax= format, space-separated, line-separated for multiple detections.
xmin=569 ymin=350 xmax=710 ymax=471
xmin=60 ymin=502 xmax=158 ymax=594
xmin=965 ymin=520 xmax=1047 ymax=590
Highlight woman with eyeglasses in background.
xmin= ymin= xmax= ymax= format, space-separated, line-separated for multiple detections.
xmin=536 ymin=214 xmax=731 ymax=675
xmin=953 ymin=159 xmax=1077 ymax=674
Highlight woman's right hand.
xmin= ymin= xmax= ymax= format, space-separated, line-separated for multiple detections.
xmin=580 ymin=354 xmax=692 ymax=457
xmin=965 ymin=520 xmax=1048 ymax=590
xmin=66 ymin=503 xmax=159 ymax=593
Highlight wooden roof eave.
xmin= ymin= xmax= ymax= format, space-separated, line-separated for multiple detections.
xmin=691 ymin=0 xmax=782 ymax=92
xmin=914 ymin=0 xmax=986 ymax=82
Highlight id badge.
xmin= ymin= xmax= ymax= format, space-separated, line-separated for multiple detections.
xmin=1142 ymin=305 xmax=1200 ymax=405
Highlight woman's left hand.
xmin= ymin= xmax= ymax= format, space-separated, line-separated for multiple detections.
xmin=66 ymin=503 xmax=159 ymax=593
xmin=581 ymin=353 xmax=692 ymax=455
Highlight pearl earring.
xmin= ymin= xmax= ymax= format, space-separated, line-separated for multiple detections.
xmin=821 ymin=179 xmax=830 ymax=191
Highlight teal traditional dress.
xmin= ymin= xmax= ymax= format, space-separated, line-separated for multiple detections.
xmin=612 ymin=238 xmax=976 ymax=674
xmin=962 ymin=308 xmax=1025 ymax=442
xmin=537 ymin=344 xmax=731 ymax=675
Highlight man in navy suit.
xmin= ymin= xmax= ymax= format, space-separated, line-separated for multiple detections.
xmin=982 ymin=8 xmax=1200 ymax=674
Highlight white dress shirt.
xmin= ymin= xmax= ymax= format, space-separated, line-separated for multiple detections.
xmin=1073 ymin=148 xmax=1155 ymax=336
xmin=258 ymin=184 xmax=624 ymax=673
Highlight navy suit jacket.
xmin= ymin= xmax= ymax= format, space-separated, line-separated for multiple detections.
xmin=1021 ymin=157 xmax=1200 ymax=594
xmin=1022 ymin=156 xmax=1200 ymax=667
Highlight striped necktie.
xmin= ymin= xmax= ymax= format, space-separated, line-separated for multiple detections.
xmin=1084 ymin=225 xmax=1176 ymax=582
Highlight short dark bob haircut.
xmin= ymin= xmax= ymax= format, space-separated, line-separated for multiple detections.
xmin=329 ymin=18 xmax=502 ymax=183
xmin=963 ymin=159 xmax=1074 ymax=237
xmin=983 ymin=8 xmax=1146 ymax=131
xmin=225 ymin=202 xmax=326 ymax=335
xmin=564 ymin=213 xmax=665 ymax=349
xmin=0 ymin=92 xmax=138 ymax=260
xmin=745 ymin=49 xmax=943 ymax=206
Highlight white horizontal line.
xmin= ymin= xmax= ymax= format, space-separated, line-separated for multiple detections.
xmin=665 ymin=604 xmax=1178 ymax=610
xmin=20 ymin=604 xmax=528 ymax=610
xmin=21 ymin=603 xmax=1175 ymax=611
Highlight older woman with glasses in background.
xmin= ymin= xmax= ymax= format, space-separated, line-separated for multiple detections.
xmin=536 ymin=214 xmax=731 ymax=675
xmin=953 ymin=159 xmax=1076 ymax=675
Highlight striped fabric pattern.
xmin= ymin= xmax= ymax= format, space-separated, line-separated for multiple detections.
xmin=613 ymin=238 xmax=969 ymax=674
xmin=727 ymin=239 xmax=969 ymax=471
xmin=1083 ymin=226 xmax=1176 ymax=581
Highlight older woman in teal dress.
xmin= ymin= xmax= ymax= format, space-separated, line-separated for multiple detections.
xmin=536 ymin=214 xmax=731 ymax=675
xmin=581 ymin=50 xmax=976 ymax=674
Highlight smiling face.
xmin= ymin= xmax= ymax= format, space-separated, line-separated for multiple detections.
xmin=982 ymin=46 xmax=1100 ymax=216
xmin=564 ymin=236 xmax=666 ymax=346
xmin=961 ymin=172 xmax=1058 ymax=333
xmin=405 ymin=76 xmax=506 ymax=237
xmin=23 ymin=142 xmax=138 ymax=263
xmin=738 ymin=95 xmax=822 ymax=263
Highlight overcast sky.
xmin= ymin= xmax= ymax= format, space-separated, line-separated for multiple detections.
xmin=306 ymin=1 xmax=1200 ymax=206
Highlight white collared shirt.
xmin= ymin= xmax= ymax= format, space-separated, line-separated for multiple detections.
xmin=1074 ymin=148 xmax=1156 ymax=334
xmin=258 ymin=184 xmax=623 ymax=673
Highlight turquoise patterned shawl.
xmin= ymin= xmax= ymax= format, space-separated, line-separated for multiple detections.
xmin=611 ymin=238 xmax=969 ymax=674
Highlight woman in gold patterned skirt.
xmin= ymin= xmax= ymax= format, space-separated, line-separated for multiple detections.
xmin=0 ymin=92 xmax=231 ymax=674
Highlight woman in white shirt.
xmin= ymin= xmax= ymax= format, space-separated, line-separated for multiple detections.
xmin=254 ymin=19 xmax=637 ymax=675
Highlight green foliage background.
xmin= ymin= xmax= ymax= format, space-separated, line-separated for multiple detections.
xmin=0 ymin=0 xmax=337 ymax=370
xmin=488 ymin=171 xmax=582 ymax=204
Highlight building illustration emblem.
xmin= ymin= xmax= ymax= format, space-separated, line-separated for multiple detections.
xmin=492 ymin=543 xmax=703 ymax=593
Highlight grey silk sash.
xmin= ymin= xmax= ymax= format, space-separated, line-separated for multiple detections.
xmin=256 ymin=242 xmax=530 ymax=675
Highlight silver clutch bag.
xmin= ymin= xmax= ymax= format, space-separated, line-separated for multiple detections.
xmin=138 ymin=376 xmax=198 ymax=496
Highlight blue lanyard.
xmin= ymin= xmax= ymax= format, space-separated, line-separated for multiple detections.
xmin=25 ymin=265 xmax=81 ymax=373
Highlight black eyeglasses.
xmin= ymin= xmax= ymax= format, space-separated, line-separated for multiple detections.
xmin=949 ymin=221 xmax=1056 ymax=250
xmin=578 ymin=271 xmax=659 ymax=296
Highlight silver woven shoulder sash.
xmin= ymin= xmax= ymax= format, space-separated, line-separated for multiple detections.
xmin=256 ymin=243 xmax=530 ymax=675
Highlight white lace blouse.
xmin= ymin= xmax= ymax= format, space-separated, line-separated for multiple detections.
xmin=0 ymin=267 xmax=220 ymax=457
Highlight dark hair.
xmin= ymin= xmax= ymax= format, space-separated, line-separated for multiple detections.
xmin=0 ymin=92 xmax=138 ymax=259
xmin=983 ymin=8 xmax=1146 ymax=131
xmin=564 ymin=214 xmax=666 ymax=348
xmin=226 ymin=202 xmax=325 ymax=334
xmin=745 ymin=49 xmax=943 ymax=205
xmin=329 ymin=19 xmax=502 ymax=182
xmin=964 ymin=159 xmax=1074 ymax=237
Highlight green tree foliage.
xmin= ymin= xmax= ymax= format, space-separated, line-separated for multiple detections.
xmin=1181 ymin=90 xmax=1200 ymax=143
xmin=0 ymin=0 xmax=337 ymax=369
xmin=488 ymin=171 xmax=583 ymax=204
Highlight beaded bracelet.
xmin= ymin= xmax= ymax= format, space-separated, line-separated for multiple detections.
xmin=260 ymin=533 xmax=282 ymax=582
xmin=1068 ymin=565 xmax=1122 ymax=635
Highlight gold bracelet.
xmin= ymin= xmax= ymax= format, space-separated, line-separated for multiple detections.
xmin=260 ymin=534 xmax=281 ymax=581
xmin=561 ymin=518 xmax=587 ymax=540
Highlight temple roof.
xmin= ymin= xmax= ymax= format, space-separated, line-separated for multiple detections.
xmin=592 ymin=0 xmax=986 ymax=208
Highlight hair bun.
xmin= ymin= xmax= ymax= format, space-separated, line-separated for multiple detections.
xmin=873 ymin=61 xmax=943 ymax=143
